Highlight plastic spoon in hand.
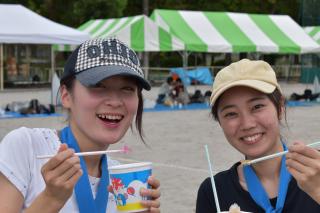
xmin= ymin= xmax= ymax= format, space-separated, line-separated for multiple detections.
xmin=36 ymin=145 xmax=131 ymax=159
xmin=242 ymin=141 xmax=320 ymax=166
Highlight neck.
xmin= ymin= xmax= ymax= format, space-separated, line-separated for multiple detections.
xmin=248 ymin=139 xmax=284 ymax=178
xmin=69 ymin=122 xmax=109 ymax=177
xmin=238 ymin=142 xmax=286 ymax=198
xmin=252 ymin=156 xmax=282 ymax=180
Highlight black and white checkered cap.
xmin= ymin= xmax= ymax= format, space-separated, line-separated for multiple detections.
xmin=62 ymin=38 xmax=151 ymax=90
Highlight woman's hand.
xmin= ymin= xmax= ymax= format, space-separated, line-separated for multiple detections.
xmin=286 ymin=141 xmax=320 ymax=204
xmin=40 ymin=144 xmax=83 ymax=207
xmin=141 ymin=175 xmax=161 ymax=213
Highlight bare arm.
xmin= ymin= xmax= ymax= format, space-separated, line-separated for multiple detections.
xmin=0 ymin=173 xmax=24 ymax=213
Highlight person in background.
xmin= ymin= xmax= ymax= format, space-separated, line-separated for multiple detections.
xmin=156 ymin=76 xmax=174 ymax=104
xmin=196 ymin=59 xmax=320 ymax=213
xmin=172 ymin=78 xmax=190 ymax=106
xmin=0 ymin=38 xmax=160 ymax=213
xmin=289 ymin=89 xmax=320 ymax=101
xmin=190 ymin=90 xmax=205 ymax=104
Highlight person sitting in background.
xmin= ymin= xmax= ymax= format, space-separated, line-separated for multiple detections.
xmin=190 ymin=90 xmax=205 ymax=103
xmin=289 ymin=89 xmax=320 ymax=101
xmin=156 ymin=76 xmax=174 ymax=104
xmin=172 ymin=78 xmax=190 ymax=106
xmin=204 ymin=90 xmax=212 ymax=105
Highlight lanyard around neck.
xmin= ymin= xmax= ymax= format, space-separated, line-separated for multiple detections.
xmin=243 ymin=143 xmax=292 ymax=213
xmin=60 ymin=126 xmax=109 ymax=213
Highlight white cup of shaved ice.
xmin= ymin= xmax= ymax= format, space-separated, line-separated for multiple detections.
xmin=109 ymin=162 xmax=152 ymax=213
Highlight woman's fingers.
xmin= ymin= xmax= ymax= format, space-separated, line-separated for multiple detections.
xmin=64 ymin=169 xmax=83 ymax=188
xmin=288 ymin=142 xmax=320 ymax=159
xmin=148 ymin=176 xmax=160 ymax=190
xmin=141 ymin=199 xmax=160 ymax=208
xmin=107 ymin=185 xmax=114 ymax=193
xmin=286 ymin=152 xmax=319 ymax=173
xmin=139 ymin=176 xmax=161 ymax=212
xmin=140 ymin=188 xmax=161 ymax=200
xmin=41 ymin=144 xmax=83 ymax=189
xmin=42 ymin=146 xmax=75 ymax=173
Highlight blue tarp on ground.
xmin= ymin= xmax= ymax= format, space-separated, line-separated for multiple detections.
xmin=144 ymin=103 xmax=210 ymax=112
xmin=143 ymin=101 xmax=320 ymax=113
xmin=170 ymin=67 xmax=213 ymax=85
xmin=0 ymin=112 xmax=63 ymax=119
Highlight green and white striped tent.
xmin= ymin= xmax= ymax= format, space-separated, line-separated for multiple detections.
xmin=54 ymin=15 xmax=184 ymax=52
xmin=151 ymin=9 xmax=320 ymax=53
xmin=304 ymin=26 xmax=320 ymax=45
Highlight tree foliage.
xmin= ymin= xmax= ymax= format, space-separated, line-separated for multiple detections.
xmin=0 ymin=0 xmax=303 ymax=26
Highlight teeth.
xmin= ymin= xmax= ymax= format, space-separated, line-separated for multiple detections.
xmin=243 ymin=134 xmax=261 ymax=142
xmin=97 ymin=114 xmax=122 ymax=120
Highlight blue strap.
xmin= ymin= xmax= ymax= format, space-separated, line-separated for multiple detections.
xmin=243 ymin=143 xmax=292 ymax=213
xmin=60 ymin=126 xmax=109 ymax=213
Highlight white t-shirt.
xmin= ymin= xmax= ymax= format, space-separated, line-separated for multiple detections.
xmin=0 ymin=127 xmax=119 ymax=212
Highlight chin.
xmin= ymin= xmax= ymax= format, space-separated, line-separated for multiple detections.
xmin=104 ymin=134 xmax=124 ymax=144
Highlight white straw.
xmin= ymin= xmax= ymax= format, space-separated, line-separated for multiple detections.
xmin=36 ymin=149 xmax=125 ymax=159
xmin=244 ymin=141 xmax=320 ymax=165
xmin=204 ymin=145 xmax=221 ymax=213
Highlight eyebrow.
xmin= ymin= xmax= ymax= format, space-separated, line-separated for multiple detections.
xmin=219 ymin=96 xmax=267 ymax=113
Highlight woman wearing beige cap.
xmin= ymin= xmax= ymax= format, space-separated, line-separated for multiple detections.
xmin=0 ymin=38 xmax=160 ymax=213
xmin=196 ymin=59 xmax=320 ymax=213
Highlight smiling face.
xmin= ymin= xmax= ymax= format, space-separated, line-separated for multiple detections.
xmin=61 ymin=75 xmax=139 ymax=150
xmin=216 ymin=86 xmax=284 ymax=159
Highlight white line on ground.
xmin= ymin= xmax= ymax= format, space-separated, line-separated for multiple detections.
xmin=113 ymin=157 xmax=214 ymax=173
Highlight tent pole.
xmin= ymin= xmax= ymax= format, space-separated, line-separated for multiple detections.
xmin=143 ymin=52 xmax=149 ymax=81
xmin=179 ymin=51 xmax=189 ymax=68
xmin=50 ymin=46 xmax=55 ymax=104
xmin=0 ymin=44 xmax=3 ymax=91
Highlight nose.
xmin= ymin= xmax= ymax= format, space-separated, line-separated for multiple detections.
xmin=103 ymin=90 xmax=123 ymax=107
xmin=240 ymin=112 xmax=257 ymax=131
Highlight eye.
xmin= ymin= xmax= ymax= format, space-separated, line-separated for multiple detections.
xmin=121 ymin=86 xmax=136 ymax=93
xmin=252 ymin=104 xmax=264 ymax=111
xmin=90 ymin=82 xmax=106 ymax=89
xmin=223 ymin=111 xmax=237 ymax=118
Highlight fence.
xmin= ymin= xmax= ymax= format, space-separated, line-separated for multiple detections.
xmin=144 ymin=64 xmax=310 ymax=85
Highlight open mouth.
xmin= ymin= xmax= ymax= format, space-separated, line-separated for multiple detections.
xmin=97 ymin=113 xmax=124 ymax=124
xmin=240 ymin=133 xmax=263 ymax=144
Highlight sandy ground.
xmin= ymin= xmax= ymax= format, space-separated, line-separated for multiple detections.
xmin=0 ymin=82 xmax=320 ymax=212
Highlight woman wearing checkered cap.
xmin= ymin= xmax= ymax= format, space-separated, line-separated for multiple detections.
xmin=196 ymin=59 xmax=320 ymax=213
xmin=0 ymin=38 xmax=160 ymax=213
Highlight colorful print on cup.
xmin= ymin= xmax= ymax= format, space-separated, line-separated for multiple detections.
xmin=109 ymin=162 xmax=152 ymax=213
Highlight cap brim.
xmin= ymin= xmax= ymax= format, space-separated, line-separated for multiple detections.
xmin=210 ymin=79 xmax=276 ymax=106
xmin=76 ymin=65 xmax=151 ymax=90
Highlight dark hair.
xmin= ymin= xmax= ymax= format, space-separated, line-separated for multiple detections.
xmin=176 ymin=78 xmax=182 ymax=83
xmin=166 ymin=77 xmax=173 ymax=84
xmin=59 ymin=76 xmax=146 ymax=143
xmin=211 ymin=88 xmax=287 ymax=123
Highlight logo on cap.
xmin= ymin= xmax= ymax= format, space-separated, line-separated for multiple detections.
xmin=75 ymin=38 xmax=143 ymax=77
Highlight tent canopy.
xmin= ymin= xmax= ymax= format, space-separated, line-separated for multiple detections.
xmin=304 ymin=26 xmax=320 ymax=45
xmin=0 ymin=4 xmax=89 ymax=44
xmin=151 ymin=9 xmax=320 ymax=54
xmin=55 ymin=15 xmax=185 ymax=52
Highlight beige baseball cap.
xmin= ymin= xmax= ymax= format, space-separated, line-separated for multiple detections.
xmin=210 ymin=59 xmax=281 ymax=106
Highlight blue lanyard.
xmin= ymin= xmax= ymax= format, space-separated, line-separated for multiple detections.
xmin=243 ymin=143 xmax=292 ymax=213
xmin=60 ymin=126 xmax=109 ymax=213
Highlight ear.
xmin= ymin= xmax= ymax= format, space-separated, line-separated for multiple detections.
xmin=60 ymin=85 xmax=72 ymax=109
